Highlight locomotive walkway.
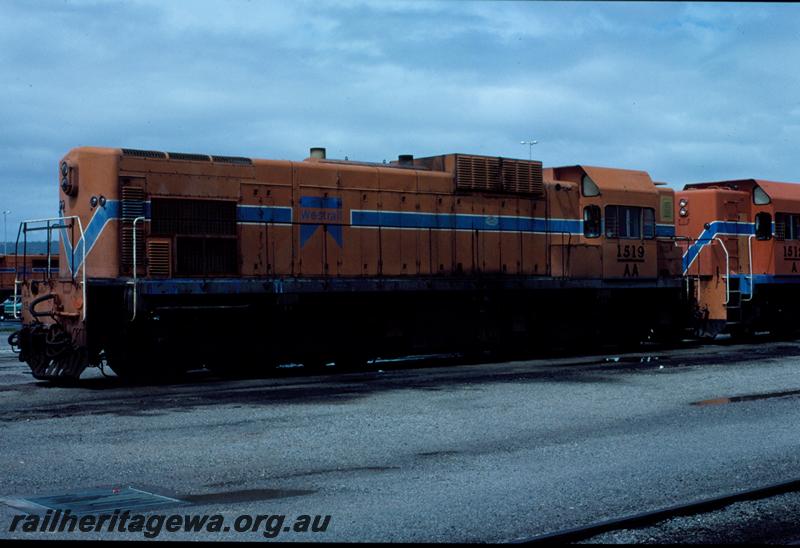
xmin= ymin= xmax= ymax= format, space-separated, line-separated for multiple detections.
xmin=1 ymin=329 xmax=799 ymax=542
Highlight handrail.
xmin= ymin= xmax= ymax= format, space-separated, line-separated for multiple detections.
xmin=46 ymin=220 xmax=53 ymax=279
xmin=129 ymin=216 xmax=145 ymax=321
xmin=14 ymin=215 xmax=87 ymax=321
xmin=742 ymin=234 xmax=755 ymax=302
xmin=712 ymin=236 xmax=730 ymax=305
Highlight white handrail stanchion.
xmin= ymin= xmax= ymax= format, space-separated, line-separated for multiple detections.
xmin=742 ymin=234 xmax=755 ymax=302
xmin=129 ymin=216 xmax=145 ymax=321
xmin=713 ymin=236 xmax=730 ymax=305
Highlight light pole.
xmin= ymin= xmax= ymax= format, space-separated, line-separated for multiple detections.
xmin=520 ymin=140 xmax=538 ymax=161
xmin=2 ymin=211 xmax=9 ymax=256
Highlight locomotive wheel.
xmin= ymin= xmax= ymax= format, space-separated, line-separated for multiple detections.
xmin=727 ymin=323 xmax=756 ymax=341
xmin=106 ymin=338 xmax=190 ymax=382
xmin=302 ymin=358 xmax=328 ymax=372
xmin=332 ymin=353 xmax=370 ymax=371
xmin=205 ymin=347 xmax=276 ymax=378
xmin=205 ymin=359 xmax=252 ymax=378
xmin=105 ymin=350 xmax=146 ymax=381
xmin=770 ymin=325 xmax=799 ymax=341
xmin=108 ymin=356 xmax=190 ymax=383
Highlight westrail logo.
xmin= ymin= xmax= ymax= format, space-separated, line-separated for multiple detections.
xmin=299 ymin=196 xmax=343 ymax=248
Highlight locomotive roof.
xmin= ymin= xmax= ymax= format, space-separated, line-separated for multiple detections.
xmin=546 ymin=165 xmax=657 ymax=193
xmin=581 ymin=165 xmax=655 ymax=192
xmin=756 ymin=180 xmax=800 ymax=202
xmin=683 ymin=179 xmax=800 ymax=208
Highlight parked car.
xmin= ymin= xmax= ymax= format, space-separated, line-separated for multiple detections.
xmin=1 ymin=296 xmax=21 ymax=321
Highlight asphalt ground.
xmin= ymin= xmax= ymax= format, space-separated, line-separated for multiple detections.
xmin=1 ymin=325 xmax=800 ymax=542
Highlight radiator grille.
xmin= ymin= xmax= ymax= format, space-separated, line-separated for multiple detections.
xmin=212 ymin=155 xmax=253 ymax=165
xmin=500 ymin=159 xmax=544 ymax=196
xmin=455 ymin=155 xmax=543 ymax=197
xmin=146 ymin=239 xmax=172 ymax=277
xmin=167 ymin=152 xmax=211 ymax=162
xmin=121 ymin=148 xmax=167 ymax=159
xmin=151 ymin=199 xmax=237 ymax=236
xmin=456 ymin=155 xmax=501 ymax=192
xmin=120 ymin=149 xmax=252 ymax=164
xmin=151 ymin=198 xmax=239 ymax=276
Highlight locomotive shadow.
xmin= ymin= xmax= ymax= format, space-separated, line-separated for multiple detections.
xmin=8 ymin=355 xmax=642 ymax=423
xmin=32 ymin=331 xmax=780 ymax=393
xmin=67 ymin=334 xmax=702 ymax=390
xmin=64 ymin=350 xmax=636 ymax=391
xmin=14 ymin=336 xmax=800 ymax=423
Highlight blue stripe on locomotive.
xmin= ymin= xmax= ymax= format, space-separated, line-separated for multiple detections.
xmin=681 ymin=221 xmax=755 ymax=273
xmin=350 ymin=210 xmax=583 ymax=234
xmin=58 ymin=203 xmax=682 ymax=273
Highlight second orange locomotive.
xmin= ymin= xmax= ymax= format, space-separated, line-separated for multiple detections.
xmin=677 ymin=179 xmax=800 ymax=337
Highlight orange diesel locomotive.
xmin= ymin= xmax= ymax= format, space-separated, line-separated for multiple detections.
xmin=677 ymin=179 xmax=800 ymax=337
xmin=11 ymin=146 xmax=686 ymax=380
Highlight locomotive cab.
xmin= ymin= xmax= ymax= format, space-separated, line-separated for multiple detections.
xmin=677 ymin=179 xmax=800 ymax=337
xmin=545 ymin=165 xmax=680 ymax=280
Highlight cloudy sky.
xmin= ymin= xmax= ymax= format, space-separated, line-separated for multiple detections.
xmin=1 ymin=0 xmax=799 ymax=231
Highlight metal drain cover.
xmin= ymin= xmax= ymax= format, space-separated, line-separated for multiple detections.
xmin=2 ymin=486 xmax=186 ymax=515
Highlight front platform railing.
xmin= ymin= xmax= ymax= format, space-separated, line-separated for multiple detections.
xmin=14 ymin=216 xmax=86 ymax=321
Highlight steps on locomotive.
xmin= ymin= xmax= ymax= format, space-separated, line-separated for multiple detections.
xmin=725 ymin=276 xmax=743 ymax=327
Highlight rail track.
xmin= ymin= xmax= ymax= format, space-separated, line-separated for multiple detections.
xmin=514 ymin=477 xmax=800 ymax=544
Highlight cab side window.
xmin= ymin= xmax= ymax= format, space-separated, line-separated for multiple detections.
xmin=583 ymin=205 xmax=601 ymax=238
xmin=642 ymin=208 xmax=656 ymax=239
xmin=755 ymin=212 xmax=772 ymax=241
xmin=604 ymin=205 xmax=654 ymax=240
xmin=774 ymin=212 xmax=799 ymax=240
xmin=582 ymin=175 xmax=600 ymax=197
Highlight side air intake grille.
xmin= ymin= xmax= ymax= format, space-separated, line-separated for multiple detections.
xmin=146 ymin=238 xmax=172 ymax=277
xmin=455 ymin=154 xmax=543 ymax=197
xmin=212 ymin=155 xmax=253 ymax=165
xmin=121 ymin=186 xmax=145 ymax=219
xmin=167 ymin=152 xmax=211 ymax=162
xmin=120 ymin=184 xmax=146 ymax=274
xmin=121 ymin=148 xmax=167 ymax=159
